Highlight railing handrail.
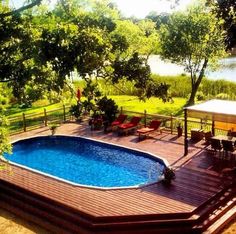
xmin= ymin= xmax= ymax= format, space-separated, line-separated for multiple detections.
xmin=7 ymin=105 xmax=70 ymax=134
xmin=7 ymin=104 xmax=227 ymax=136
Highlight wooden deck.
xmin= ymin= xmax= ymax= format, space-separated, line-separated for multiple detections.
xmin=0 ymin=123 xmax=235 ymax=233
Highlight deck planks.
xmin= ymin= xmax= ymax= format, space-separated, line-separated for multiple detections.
xmin=0 ymin=123 xmax=234 ymax=233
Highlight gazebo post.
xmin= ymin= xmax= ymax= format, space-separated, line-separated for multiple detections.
xmin=212 ymin=120 xmax=215 ymax=136
xmin=184 ymin=108 xmax=188 ymax=156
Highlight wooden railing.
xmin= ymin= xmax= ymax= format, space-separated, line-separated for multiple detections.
xmin=7 ymin=105 xmax=70 ymax=135
xmin=7 ymin=105 xmax=228 ymax=136
xmin=120 ymin=107 xmax=228 ymax=136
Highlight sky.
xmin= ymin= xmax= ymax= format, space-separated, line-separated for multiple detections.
xmin=11 ymin=0 xmax=194 ymax=18
xmin=114 ymin=0 xmax=193 ymax=18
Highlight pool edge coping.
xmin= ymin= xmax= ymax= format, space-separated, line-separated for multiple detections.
xmin=8 ymin=134 xmax=169 ymax=191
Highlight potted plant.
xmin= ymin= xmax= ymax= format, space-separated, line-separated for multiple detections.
xmin=49 ymin=124 xmax=59 ymax=135
xmin=162 ymin=167 xmax=176 ymax=185
xmin=89 ymin=112 xmax=103 ymax=130
xmin=176 ymin=120 xmax=183 ymax=137
xmin=96 ymin=96 xmax=118 ymax=132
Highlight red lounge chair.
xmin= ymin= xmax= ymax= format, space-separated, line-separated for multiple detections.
xmin=118 ymin=116 xmax=142 ymax=135
xmin=137 ymin=120 xmax=162 ymax=140
xmin=111 ymin=114 xmax=127 ymax=127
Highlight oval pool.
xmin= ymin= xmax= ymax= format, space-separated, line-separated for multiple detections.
xmin=5 ymin=136 xmax=166 ymax=189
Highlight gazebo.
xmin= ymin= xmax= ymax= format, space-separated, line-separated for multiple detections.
xmin=184 ymin=99 xmax=236 ymax=155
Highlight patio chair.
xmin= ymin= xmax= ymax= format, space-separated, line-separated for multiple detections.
xmin=210 ymin=138 xmax=222 ymax=156
xmin=118 ymin=116 xmax=142 ymax=135
xmin=111 ymin=114 xmax=127 ymax=129
xmin=222 ymin=140 xmax=235 ymax=160
xmin=204 ymin=131 xmax=213 ymax=144
xmin=137 ymin=120 xmax=162 ymax=140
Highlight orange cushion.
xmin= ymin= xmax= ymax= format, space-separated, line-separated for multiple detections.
xmin=119 ymin=123 xmax=135 ymax=129
xmin=137 ymin=127 xmax=154 ymax=134
xmin=111 ymin=121 xmax=121 ymax=126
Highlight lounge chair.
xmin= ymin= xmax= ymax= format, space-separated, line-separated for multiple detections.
xmin=137 ymin=120 xmax=162 ymax=140
xmin=111 ymin=114 xmax=127 ymax=129
xmin=118 ymin=116 xmax=142 ymax=135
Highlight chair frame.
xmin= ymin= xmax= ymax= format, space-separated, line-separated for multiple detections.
xmin=118 ymin=116 xmax=142 ymax=135
xmin=137 ymin=120 xmax=162 ymax=140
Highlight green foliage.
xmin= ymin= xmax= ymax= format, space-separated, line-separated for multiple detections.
xmin=208 ymin=0 xmax=236 ymax=49
xmin=162 ymin=167 xmax=176 ymax=184
xmin=82 ymin=78 xmax=102 ymax=112
xmin=0 ymin=114 xmax=11 ymax=156
xmin=0 ymin=83 xmax=11 ymax=158
xmin=96 ymin=96 xmax=118 ymax=123
xmin=109 ymin=95 xmax=186 ymax=116
xmin=146 ymin=12 xmax=170 ymax=29
xmin=69 ymin=102 xmax=83 ymax=120
xmin=49 ymin=123 xmax=59 ymax=135
xmin=196 ymin=91 xmax=206 ymax=101
xmin=159 ymin=1 xmax=227 ymax=105
xmin=215 ymin=93 xmax=230 ymax=100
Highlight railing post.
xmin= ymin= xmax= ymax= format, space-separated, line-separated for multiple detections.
xmin=184 ymin=109 xmax=188 ymax=156
xmin=200 ymin=118 xmax=203 ymax=129
xmin=144 ymin=110 xmax=147 ymax=127
xmin=22 ymin=113 xmax=26 ymax=132
xmin=212 ymin=120 xmax=215 ymax=136
xmin=44 ymin=108 xmax=47 ymax=126
xmin=120 ymin=106 xmax=123 ymax=114
xmin=170 ymin=114 xmax=173 ymax=134
xmin=63 ymin=105 xmax=66 ymax=122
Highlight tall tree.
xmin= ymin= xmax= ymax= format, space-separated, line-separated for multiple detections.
xmin=208 ymin=0 xmax=236 ymax=50
xmin=0 ymin=0 xmax=42 ymax=17
xmin=159 ymin=1 xmax=226 ymax=106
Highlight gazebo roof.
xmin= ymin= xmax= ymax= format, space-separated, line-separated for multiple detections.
xmin=185 ymin=99 xmax=236 ymax=123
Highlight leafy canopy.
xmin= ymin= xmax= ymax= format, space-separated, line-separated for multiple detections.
xmin=159 ymin=1 xmax=226 ymax=105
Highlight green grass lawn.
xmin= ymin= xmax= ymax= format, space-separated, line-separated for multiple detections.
xmin=5 ymin=96 xmax=187 ymax=118
xmin=109 ymin=96 xmax=186 ymax=116
xmin=5 ymin=101 xmax=69 ymax=118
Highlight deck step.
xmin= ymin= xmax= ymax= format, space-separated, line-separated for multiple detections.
xmin=192 ymin=186 xmax=236 ymax=233
xmin=0 ymin=180 xmax=196 ymax=233
xmin=0 ymin=178 xmax=234 ymax=234
xmin=203 ymin=206 xmax=236 ymax=234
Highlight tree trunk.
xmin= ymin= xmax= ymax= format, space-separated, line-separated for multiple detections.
xmin=186 ymin=85 xmax=198 ymax=106
xmin=186 ymin=59 xmax=208 ymax=107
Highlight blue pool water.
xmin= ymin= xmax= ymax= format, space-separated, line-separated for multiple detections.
xmin=5 ymin=136 xmax=165 ymax=188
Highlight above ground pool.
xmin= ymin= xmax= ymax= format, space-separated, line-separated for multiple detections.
xmin=5 ymin=136 xmax=166 ymax=189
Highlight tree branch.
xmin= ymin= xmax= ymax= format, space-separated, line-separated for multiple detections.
xmin=0 ymin=0 xmax=42 ymax=17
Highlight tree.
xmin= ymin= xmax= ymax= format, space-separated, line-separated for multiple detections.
xmin=0 ymin=85 xmax=11 ymax=160
xmin=208 ymin=0 xmax=236 ymax=49
xmin=0 ymin=0 xmax=42 ymax=17
xmin=159 ymin=2 xmax=226 ymax=106
xmin=146 ymin=11 xmax=170 ymax=29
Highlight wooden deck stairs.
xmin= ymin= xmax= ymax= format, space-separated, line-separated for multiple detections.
xmin=0 ymin=178 xmax=235 ymax=234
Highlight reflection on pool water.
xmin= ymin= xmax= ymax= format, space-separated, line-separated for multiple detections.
xmin=5 ymin=136 xmax=166 ymax=189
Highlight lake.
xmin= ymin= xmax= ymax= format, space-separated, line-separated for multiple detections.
xmin=148 ymin=55 xmax=236 ymax=82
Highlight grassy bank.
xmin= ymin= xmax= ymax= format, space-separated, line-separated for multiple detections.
xmin=5 ymin=96 xmax=186 ymax=118
xmin=109 ymin=96 xmax=186 ymax=116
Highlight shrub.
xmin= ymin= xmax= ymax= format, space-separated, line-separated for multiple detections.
xmin=196 ymin=91 xmax=206 ymax=101
xmin=69 ymin=102 xmax=83 ymax=120
xmin=96 ymin=96 xmax=119 ymax=124
xmin=215 ymin=93 xmax=230 ymax=100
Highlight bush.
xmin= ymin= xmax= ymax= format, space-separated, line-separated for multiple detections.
xmin=196 ymin=91 xmax=206 ymax=101
xmin=69 ymin=102 xmax=83 ymax=120
xmin=215 ymin=93 xmax=230 ymax=100
xmin=96 ymin=96 xmax=119 ymax=124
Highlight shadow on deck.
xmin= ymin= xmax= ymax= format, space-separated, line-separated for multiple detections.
xmin=0 ymin=122 xmax=235 ymax=234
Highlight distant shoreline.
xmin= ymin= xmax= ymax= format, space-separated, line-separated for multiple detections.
xmin=148 ymin=55 xmax=236 ymax=82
